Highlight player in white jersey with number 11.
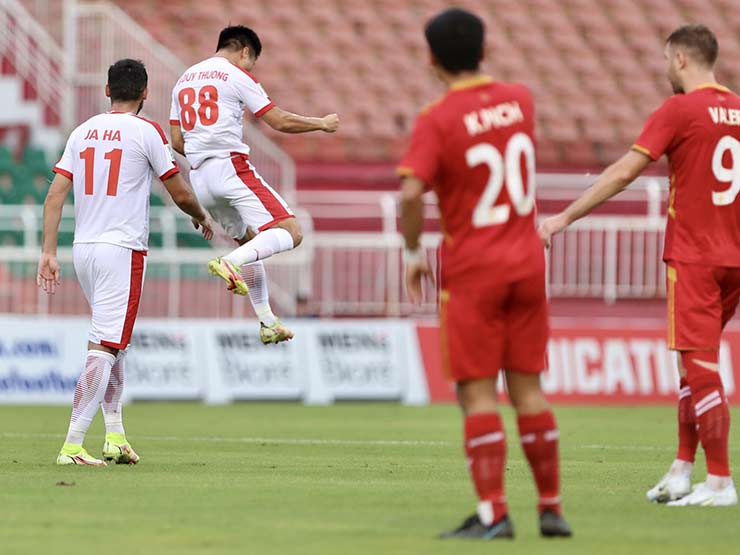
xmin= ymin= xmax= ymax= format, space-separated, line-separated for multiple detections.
xmin=38 ymin=59 xmax=215 ymax=466
xmin=170 ymin=25 xmax=339 ymax=344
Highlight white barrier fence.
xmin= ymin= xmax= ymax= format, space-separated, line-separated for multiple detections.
xmin=0 ymin=207 xmax=667 ymax=317
xmin=0 ymin=315 xmax=429 ymax=405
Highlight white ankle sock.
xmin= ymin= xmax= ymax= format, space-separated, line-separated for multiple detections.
xmin=669 ymin=459 xmax=693 ymax=477
xmin=65 ymin=350 xmax=116 ymax=445
xmin=224 ymin=228 xmax=293 ymax=266
xmin=706 ymin=473 xmax=733 ymax=490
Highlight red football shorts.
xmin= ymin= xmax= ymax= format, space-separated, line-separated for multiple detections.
xmin=666 ymin=261 xmax=740 ymax=351
xmin=439 ymin=271 xmax=549 ymax=382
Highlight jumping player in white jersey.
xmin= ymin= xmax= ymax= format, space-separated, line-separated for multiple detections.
xmin=170 ymin=25 xmax=339 ymax=345
xmin=38 ymin=59 xmax=215 ymax=466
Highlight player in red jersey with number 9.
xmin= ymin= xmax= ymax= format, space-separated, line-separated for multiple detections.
xmin=38 ymin=59 xmax=214 ymax=466
xmin=399 ymin=9 xmax=572 ymax=539
xmin=540 ymin=25 xmax=739 ymax=507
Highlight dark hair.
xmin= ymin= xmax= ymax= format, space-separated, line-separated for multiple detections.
xmin=666 ymin=24 xmax=719 ymax=67
xmin=107 ymin=59 xmax=147 ymax=102
xmin=424 ymin=8 xmax=484 ymax=73
xmin=216 ymin=25 xmax=262 ymax=57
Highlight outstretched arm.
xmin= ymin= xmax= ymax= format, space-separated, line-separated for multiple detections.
xmin=38 ymin=173 xmax=73 ymax=294
xmin=538 ymin=149 xmax=652 ymax=247
xmin=260 ymin=106 xmax=339 ymax=134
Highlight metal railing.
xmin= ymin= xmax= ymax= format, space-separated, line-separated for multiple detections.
xmin=0 ymin=0 xmax=69 ymax=126
xmin=7 ymin=0 xmax=296 ymax=200
xmin=0 ymin=201 xmax=669 ymax=317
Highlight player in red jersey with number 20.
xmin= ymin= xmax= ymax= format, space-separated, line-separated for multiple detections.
xmin=540 ymin=25 xmax=738 ymax=507
xmin=38 ymin=59 xmax=214 ymax=466
xmin=399 ymin=9 xmax=572 ymax=539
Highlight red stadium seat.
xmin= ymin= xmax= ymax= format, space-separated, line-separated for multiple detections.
xmin=109 ymin=0 xmax=740 ymax=167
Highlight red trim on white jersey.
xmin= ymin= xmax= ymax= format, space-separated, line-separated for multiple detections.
xmin=228 ymin=61 xmax=261 ymax=84
xmin=159 ymin=167 xmax=179 ymax=181
xmin=169 ymin=119 xmax=180 ymax=125
xmin=132 ymin=115 xmax=170 ymax=144
xmin=258 ymin=214 xmax=295 ymax=232
xmin=254 ymin=101 xmax=275 ymax=118
xmin=100 ymin=249 xmax=146 ymax=350
xmin=53 ymin=166 xmax=73 ymax=180
xmin=230 ymin=153 xmax=291 ymax=221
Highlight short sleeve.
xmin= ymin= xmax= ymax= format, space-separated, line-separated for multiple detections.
xmin=53 ymin=132 xmax=75 ymax=180
xmin=233 ymin=70 xmax=275 ymax=117
xmin=632 ymin=96 xmax=682 ymax=161
xmin=169 ymin=91 xmax=180 ymax=125
xmin=396 ymin=112 xmax=443 ymax=186
xmin=142 ymin=121 xmax=179 ymax=181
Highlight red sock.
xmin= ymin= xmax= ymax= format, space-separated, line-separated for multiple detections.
xmin=683 ymin=352 xmax=731 ymax=477
xmin=464 ymin=413 xmax=507 ymax=522
xmin=676 ymin=377 xmax=699 ymax=463
xmin=517 ymin=410 xmax=562 ymax=515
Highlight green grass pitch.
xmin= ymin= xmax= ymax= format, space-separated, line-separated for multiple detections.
xmin=1 ymin=403 xmax=739 ymax=555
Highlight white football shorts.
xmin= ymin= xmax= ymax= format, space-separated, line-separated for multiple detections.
xmin=73 ymin=242 xmax=147 ymax=349
xmin=189 ymin=153 xmax=294 ymax=240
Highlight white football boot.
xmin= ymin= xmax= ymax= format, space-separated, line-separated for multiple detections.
xmin=646 ymin=472 xmax=691 ymax=503
xmin=667 ymin=481 xmax=738 ymax=507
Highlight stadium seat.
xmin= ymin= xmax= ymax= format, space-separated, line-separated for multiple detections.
xmin=21 ymin=146 xmax=49 ymax=176
xmin=107 ymin=0 xmax=740 ymax=167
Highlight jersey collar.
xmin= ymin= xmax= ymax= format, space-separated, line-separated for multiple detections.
xmin=449 ymin=75 xmax=494 ymax=92
xmin=695 ymin=82 xmax=731 ymax=93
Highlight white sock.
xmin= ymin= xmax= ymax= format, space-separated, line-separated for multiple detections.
xmin=706 ymin=473 xmax=733 ymax=490
xmin=223 ymin=228 xmax=293 ymax=266
xmin=241 ymin=261 xmax=277 ymax=326
xmin=102 ymin=352 xmax=126 ymax=435
xmin=669 ymin=459 xmax=693 ymax=477
xmin=65 ymin=350 xmax=116 ymax=445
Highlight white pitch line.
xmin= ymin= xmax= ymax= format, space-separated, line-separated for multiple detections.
xmin=3 ymin=432 xmax=728 ymax=452
xmin=6 ymin=433 xmax=740 ymax=453
xmin=0 ymin=432 xmax=449 ymax=447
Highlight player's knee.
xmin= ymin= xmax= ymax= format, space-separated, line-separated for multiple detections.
xmin=506 ymin=372 xmax=548 ymax=414
xmin=277 ymin=218 xmax=302 ymax=247
xmin=456 ymin=379 xmax=497 ymax=415
xmin=681 ymin=350 xmax=722 ymax=394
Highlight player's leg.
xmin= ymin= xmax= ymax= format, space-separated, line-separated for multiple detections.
xmin=203 ymin=201 xmax=293 ymax=342
xmin=100 ymin=348 xmax=140 ymax=464
xmin=217 ymin=155 xmax=300 ymax=267
xmin=239 ymin=259 xmax=294 ymax=344
xmin=63 ymin=244 xmax=145 ymax=465
xmin=646 ymin=352 xmax=694 ymax=502
xmin=665 ymin=264 xmax=736 ymax=506
xmin=438 ymin=285 xmax=514 ymax=540
xmin=199 ymin=156 xmax=296 ymax=342
xmin=189 ymin=161 xmax=251 ymax=295
xmin=503 ymin=271 xmax=571 ymax=537
xmin=57 ymin=244 xmax=116 ymax=466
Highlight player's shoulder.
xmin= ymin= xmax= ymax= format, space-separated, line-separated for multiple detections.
xmin=130 ymin=114 xmax=169 ymax=144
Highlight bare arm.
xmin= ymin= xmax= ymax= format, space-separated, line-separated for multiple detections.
xmin=260 ymin=106 xmax=339 ymax=134
xmin=161 ymin=173 xmax=215 ymax=240
xmin=399 ymin=176 xmax=434 ymax=304
xmin=400 ymin=176 xmax=425 ymax=250
xmin=38 ymin=173 xmax=73 ymax=294
xmin=170 ymin=124 xmax=185 ymax=156
xmin=539 ymin=150 xmax=652 ymax=246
